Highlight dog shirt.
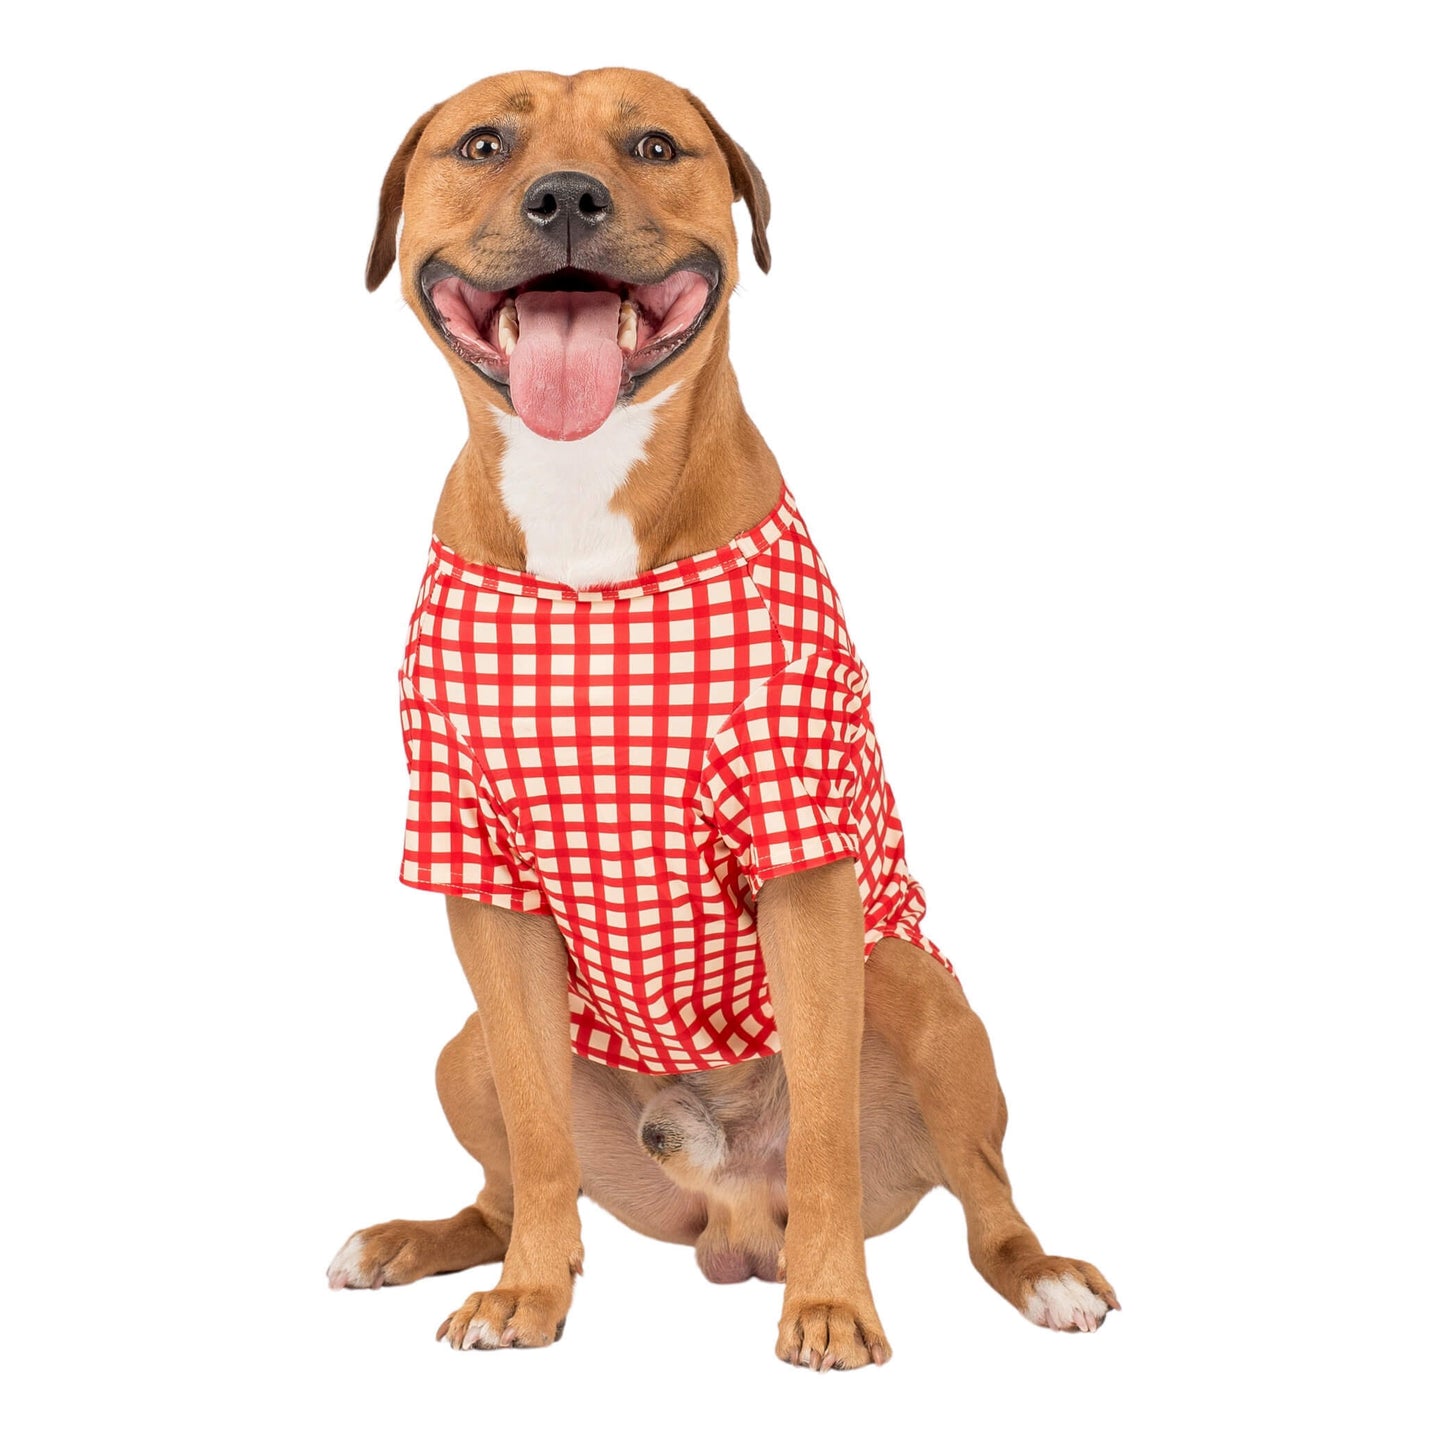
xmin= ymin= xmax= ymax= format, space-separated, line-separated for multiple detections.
xmin=399 ymin=483 xmax=952 ymax=1073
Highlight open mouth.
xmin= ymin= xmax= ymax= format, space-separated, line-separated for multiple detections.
xmin=421 ymin=259 xmax=718 ymax=441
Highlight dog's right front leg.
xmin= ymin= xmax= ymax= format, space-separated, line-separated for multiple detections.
xmin=435 ymin=898 xmax=583 ymax=1351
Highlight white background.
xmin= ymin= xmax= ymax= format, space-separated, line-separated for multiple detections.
xmin=3 ymin=2 xmax=1441 ymax=1440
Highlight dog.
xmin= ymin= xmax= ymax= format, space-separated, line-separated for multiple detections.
xmin=328 ymin=67 xmax=1118 ymax=1369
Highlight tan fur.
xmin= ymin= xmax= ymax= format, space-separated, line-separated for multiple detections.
xmin=330 ymin=67 xmax=1117 ymax=1366
xmin=371 ymin=68 xmax=778 ymax=572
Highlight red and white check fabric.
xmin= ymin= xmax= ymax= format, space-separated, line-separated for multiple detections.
xmin=399 ymin=484 xmax=952 ymax=1073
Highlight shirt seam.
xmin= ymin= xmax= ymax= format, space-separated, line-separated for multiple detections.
xmin=695 ymin=646 xmax=870 ymax=854
xmin=699 ymin=645 xmax=867 ymax=766
xmin=740 ymin=551 xmax=796 ymax=666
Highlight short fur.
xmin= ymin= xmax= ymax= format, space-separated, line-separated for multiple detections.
xmin=329 ymin=68 xmax=1117 ymax=1368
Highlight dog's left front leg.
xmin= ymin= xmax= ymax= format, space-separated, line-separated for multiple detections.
xmin=435 ymin=898 xmax=582 ymax=1351
xmin=758 ymin=858 xmax=891 ymax=1370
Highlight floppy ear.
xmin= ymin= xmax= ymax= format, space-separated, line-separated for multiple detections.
xmin=365 ymin=104 xmax=442 ymax=292
xmin=684 ymin=91 xmax=772 ymax=274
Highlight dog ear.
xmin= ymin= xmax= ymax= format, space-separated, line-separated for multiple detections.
xmin=684 ymin=92 xmax=772 ymax=274
xmin=366 ymin=104 xmax=442 ymax=292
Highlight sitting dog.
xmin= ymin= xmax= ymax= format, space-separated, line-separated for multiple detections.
xmin=328 ymin=67 xmax=1118 ymax=1370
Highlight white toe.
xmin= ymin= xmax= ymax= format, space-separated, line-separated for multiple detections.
xmin=1022 ymin=1274 xmax=1110 ymax=1331
xmin=461 ymin=1318 xmax=502 ymax=1350
xmin=326 ymin=1232 xmax=370 ymax=1289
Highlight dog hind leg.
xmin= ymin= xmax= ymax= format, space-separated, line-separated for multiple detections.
xmin=864 ymin=939 xmax=1120 ymax=1332
xmin=327 ymin=1013 xmax=510 ymax=1289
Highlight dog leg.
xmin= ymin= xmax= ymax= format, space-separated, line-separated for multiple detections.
xmin=435 ymin=901 xmax=584 ymax=1351
xmin=757 ymin=859 xmax=891 ymax=1370
xmin=865 ymin=937 xmax=1120 ymax=1331
xmin=327 ymin=1206 xmax=506 ymax=1291
xmin=327 ymin=1013 xmax=512 ymax=1289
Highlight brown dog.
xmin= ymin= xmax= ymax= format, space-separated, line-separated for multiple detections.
xmin=328 ymin=67 xmax=1117 ymax=1369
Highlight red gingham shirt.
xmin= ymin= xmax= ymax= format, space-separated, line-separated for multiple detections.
xmin=399 ymin=484 xmax=951 ymax=1073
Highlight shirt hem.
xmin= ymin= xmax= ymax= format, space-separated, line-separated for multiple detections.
xmin=862 ymin=923 xmax=958 ymax=980
xmin=746 ymin=841 xmax=859 ymax=891
xmin=570 ymin=1034 xmax=782 ymax=1075
xmin=399 ymin=867 xmax=549 ymax=913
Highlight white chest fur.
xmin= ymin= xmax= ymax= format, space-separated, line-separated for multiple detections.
xmin=495 ymin=387 xmax=677 ymax=587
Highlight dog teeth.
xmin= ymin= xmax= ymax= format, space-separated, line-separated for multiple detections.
xmin=618 ymin=300 xmax=638 ymax=352
xmin=497 ymin=299 xmax=518 ymax=356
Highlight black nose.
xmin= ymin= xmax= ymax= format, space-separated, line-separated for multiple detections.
xmin=523 ymin=171 xmax=613 ymax=229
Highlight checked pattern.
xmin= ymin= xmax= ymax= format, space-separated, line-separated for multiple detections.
xmin=399 ymin=485 xmax=951 ymax=1073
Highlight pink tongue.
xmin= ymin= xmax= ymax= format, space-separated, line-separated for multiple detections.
xmin=510 ymin=290 xmax=624 ymax=441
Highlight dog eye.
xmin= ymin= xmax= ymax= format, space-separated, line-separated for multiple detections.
xmin=634 ymin=134 xmax=677 ymax=163
xmin=459 ymin=130 xmax=505 ymax=162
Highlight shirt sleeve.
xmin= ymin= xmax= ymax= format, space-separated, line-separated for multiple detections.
xmin=699 ymin=651 xmax=867 ymax=891
xmin=398 ymin=671 xmax=547 ymax=911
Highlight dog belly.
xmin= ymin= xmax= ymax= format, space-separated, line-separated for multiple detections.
xmin=570 ymin=1032 xmax=940 ymax=1261
xmin=571 ymin=1056 xmax=710 ymax=1245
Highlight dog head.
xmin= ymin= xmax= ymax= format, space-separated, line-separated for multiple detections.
xmin=367 ymin=68 xmax=770 ymax=442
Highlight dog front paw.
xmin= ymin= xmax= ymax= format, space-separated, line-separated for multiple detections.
xmin=437 ymin=1281 xmax=572 ymax=1350
xmin=775 ymin=1293 xmax=891 ymax=1371
xmin=1017 ymin=1256 xmax=1120 ymax=1332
